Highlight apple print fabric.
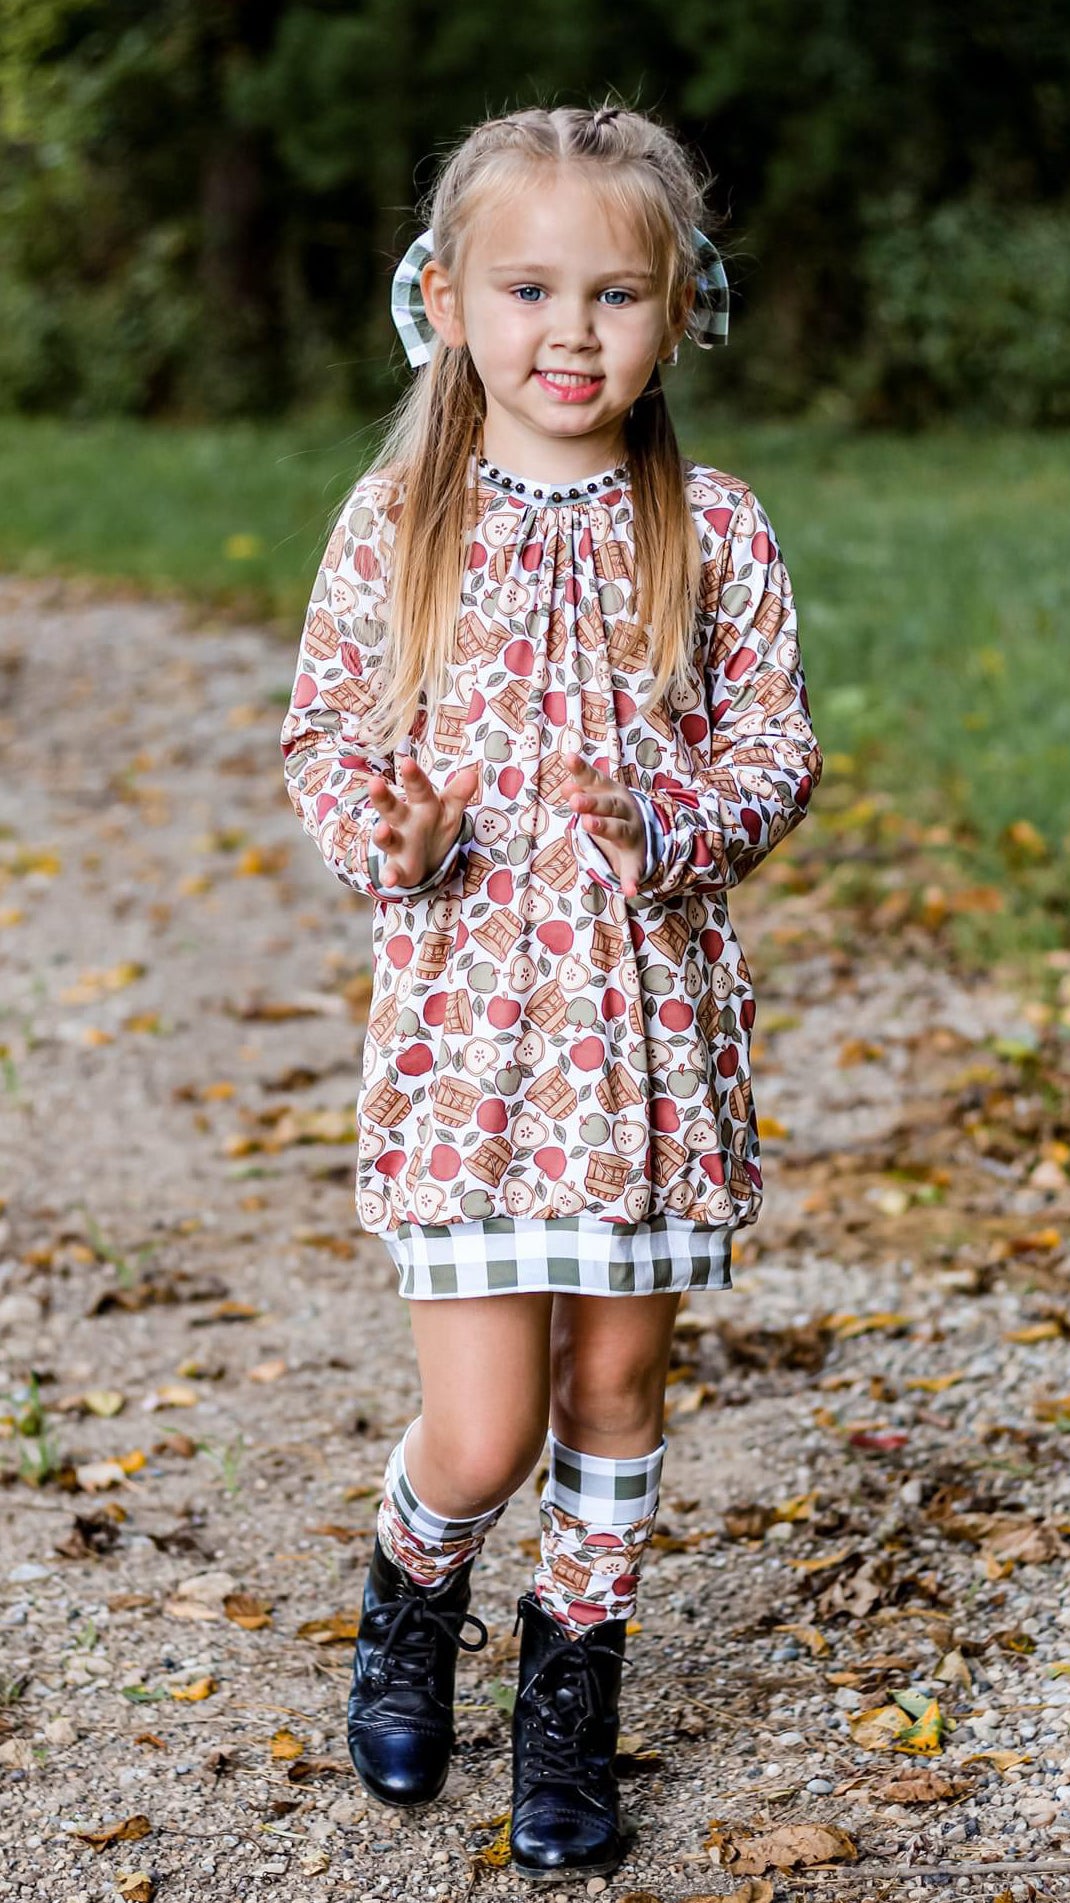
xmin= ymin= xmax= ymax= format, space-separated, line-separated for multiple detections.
xmin=281 ymin=453 xmax=822 ymax=1300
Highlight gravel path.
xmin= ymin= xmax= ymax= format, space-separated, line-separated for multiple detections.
xmin=1 ymin=577 xmax=1069 ymax=1902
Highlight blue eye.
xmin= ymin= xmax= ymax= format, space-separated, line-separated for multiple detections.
xmin=600 ymin=289 xmax=633 ymax=306
xmin=514 ymin=286 xmax=544 ymax=302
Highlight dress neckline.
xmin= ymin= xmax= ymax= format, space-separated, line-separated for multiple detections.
xmin=474 ymin=452 xmax=628 ymax=505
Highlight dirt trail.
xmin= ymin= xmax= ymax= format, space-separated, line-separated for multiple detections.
xmin=2 ymin=577 xmax=1069 ymax=1902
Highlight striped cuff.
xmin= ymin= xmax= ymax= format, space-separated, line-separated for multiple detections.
xmin=569 ymin=790 xmax=669 ymax=892
xmin=364 ymin=814 xmax=468 ymax=902
xmin=543 ymin=1430 xmax=665 ymax=1527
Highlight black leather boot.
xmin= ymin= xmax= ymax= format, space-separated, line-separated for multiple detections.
xmin=346 ymin=1536 xmax=488 ymax=1806
xmin=510 ymin=1592 xmax=630 ymax=1879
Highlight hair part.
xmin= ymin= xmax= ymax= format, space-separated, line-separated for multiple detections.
xmin=362 ymin=102 xmax=722 ymax=754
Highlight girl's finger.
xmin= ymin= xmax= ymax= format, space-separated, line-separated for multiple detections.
xmin=583 ymin=815 xmax=641 ymax=844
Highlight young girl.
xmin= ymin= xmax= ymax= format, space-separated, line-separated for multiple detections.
xmin=282 ymin=102 xmax=822 ymax=1881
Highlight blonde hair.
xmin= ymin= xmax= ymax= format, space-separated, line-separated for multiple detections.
xmin=363 ymin=102 xmax=722 ymax=753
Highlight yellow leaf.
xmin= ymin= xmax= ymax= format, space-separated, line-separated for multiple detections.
xmin=247 ymin=1358 xmax=287 ymax=1384
xmin=787 ymin=1545 xmax=855 ymax=1574
xmin=837 ymin=1038 xmax=885 ymax=1067
xmin=236 ymin=845 xmax=288 ymax=878
xmin=8 ymin=847 xmax=62 ymax=878
xmin=115 ymin=1874 xmax=154 ymax=1903
xmin=964 ymin=1749 xmax=1033 ymax=1774
xmin=893 ymin=1697 xmax=945 ymax=1756
xmin=75 ymin=1459 xmax=128 ymax=1492
xmin=1048 ymin=1661 xmax=1070 ymax=1678
xmin=849 ymin=1703 xmax=912 ymax=1751
xmin=1002 ymin=819 xmax=1047 ymax=862
xmin=202 ymin=1080 xmax=235 ymax=1100
xmin=774 ymin=1623 xmax=829 ymax=1656
xmin=1005 ymin=1321 xmax=1063 ymax=1343
xmin=83 ymin=1389 xmax=125 ymax=1418
xmin=223 ymin=1592 xmax=273 ymax=1631
xmin=74 ymin=1815 xmax=152 ymax=1850
xmin=296 ymin=1612 xmax=361 ymax=1644
xmin=831 ymin=1311 xmax=911 ymax=1339
xmin=60 ymin=961 xmax=145 ymax=1005
xmin=756 ymin=1115 xmax=789 ymax=1139
xmin=774 ymin=1490 xmax=818 ymax=1523
xmin=270 ymin=1727 xmax=305 ymax=1761
xmin=118 ymin=1448 xmax=147 ymax=1474
xmin=144 ymin=1382 xmax=199 ymax=1410
xmin=906 ymin=1372 xmax=965 ymax=1394
xmin=472 ymin=1818 xmax=512 ymax=1869
xmin=82 ymin=1027 xmax=114 ymax=1048
xmin=123 ymin=1013 xmax=161 ymax=1035
xmin=169 ymin=1676 xmax=217 ymax=1702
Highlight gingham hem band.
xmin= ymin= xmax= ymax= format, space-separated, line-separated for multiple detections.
xmin=391 ymin=225 xmax=729 ymax=370
xmin=544 ymin=1430 xmax=665 ymax=1526
xmin=384 ymin=1212 xmax=735 ymax=1300
xmin=386 ymin=1427 xmax=507 ymax=1546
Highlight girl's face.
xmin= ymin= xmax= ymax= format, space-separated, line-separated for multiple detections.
xmin=423 ymin=169 xmax=690 ymax=481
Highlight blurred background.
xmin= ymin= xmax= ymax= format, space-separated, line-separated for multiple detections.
xmin=1 ymin=0 xmax=1068 ymax=974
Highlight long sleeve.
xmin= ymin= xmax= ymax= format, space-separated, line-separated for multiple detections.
xmin=281 ymin=476 xmax=474 ymax=903
xmin=635 ymin=488 xmax=822 ymax=900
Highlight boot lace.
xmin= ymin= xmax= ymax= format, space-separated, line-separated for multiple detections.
xmin=366 ymin=1594 xmax=488 ymax=1690
xmin=518 ymin=1631 xmax=630 ymax=1783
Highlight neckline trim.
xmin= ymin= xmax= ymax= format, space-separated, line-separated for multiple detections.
xmin=475 ymin=454 xmax=627 ymax=504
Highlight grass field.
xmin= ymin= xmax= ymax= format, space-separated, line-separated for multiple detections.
xmin=1 ymin=413 xmax=1067 ymax=967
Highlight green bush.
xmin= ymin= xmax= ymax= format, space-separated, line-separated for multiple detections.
xmin=853 ymin=195 xmax=1070 ymax=427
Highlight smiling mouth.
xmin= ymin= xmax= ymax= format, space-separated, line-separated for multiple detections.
xmin=536 ymin=370 xmax=604 ymax=383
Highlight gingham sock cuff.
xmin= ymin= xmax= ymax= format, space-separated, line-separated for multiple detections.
xmin=384 ymin=1427 xmax=507 ymax=1545
xmin=543 ymin=1431 xmax=666 ymax=1528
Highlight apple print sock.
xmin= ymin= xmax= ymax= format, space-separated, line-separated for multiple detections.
xmin=533 ymin=1431 xmax=665 ymax=1637
xmin=377 ymin=1423 xmax=506 ymax=1589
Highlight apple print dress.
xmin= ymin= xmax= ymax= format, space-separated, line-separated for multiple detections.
xmin=281 ymin=451 xmax=822 ymax=1300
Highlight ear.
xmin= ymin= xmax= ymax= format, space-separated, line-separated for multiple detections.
xmin=420 ymin=258 xmax=466 ymax=350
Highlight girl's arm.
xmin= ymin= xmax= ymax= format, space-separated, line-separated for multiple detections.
xmin=281 ymin=479 xmax=474 ymax=904
xmin=634 ymin=488 xmax=822 ymax=900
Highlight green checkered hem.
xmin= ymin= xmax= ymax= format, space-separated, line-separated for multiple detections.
xmin=383 ymin=1213 xmax=734 ymax=1300
xmin=545 ymin=1431 xmax=665 ymax=1525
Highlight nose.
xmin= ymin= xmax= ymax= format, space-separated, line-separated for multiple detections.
xmin=547 ymin=298 xmax=599 ymax=352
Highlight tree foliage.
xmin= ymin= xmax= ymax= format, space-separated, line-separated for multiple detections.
xmin=0 ymin=0 xmax=1066 ymax=421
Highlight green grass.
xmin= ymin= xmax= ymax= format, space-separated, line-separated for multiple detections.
xmin=1 ymin=412 xmax=1068 ymax=963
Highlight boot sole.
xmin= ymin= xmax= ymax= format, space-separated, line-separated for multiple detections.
xmin=511 ymin=1852 xmax=624 ymax=1882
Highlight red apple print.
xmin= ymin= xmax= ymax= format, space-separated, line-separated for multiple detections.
xmin=469 ymin=540 xmax=487 ymax=567
xmin=564 ymin=576 xmax=582 ymax=605
xmin=740 ymin=808 xmax=762 ymax=843
xmin=293 ymin=672 xmax=317 ymax=709
xmin=658 ymin=1000 xmax=693 ymax=1031
xmin=680 ymin=712 xmax=707 ymax=745
xmin=385 ymin=935 xmax=413 ymax=969
xmin=704 ymin=507 xmax=734 ymax=536
xmin=613 ymin=689 xmax=636 ymax=724
xmin=396 ymin=1044 xmax=432 ymax=1076
xmin=375 ymin=1151 xmax=406 ymax=1179
xmin=455 ymin=922 xmax=469 ymax=951
xmin=693 ymin=837 xmax=714 ymax=867
xmin=740 ymin=998 xmax=756 ymax=1031
xmin=424 ymin=993 xmax=447 ymax=1025
xmin=429 ymin=1144 xmax=461 ymax=1181
xmin=504 ymin=638 xmax=534 ymax=676
xmin=521 ymin=543 xmax=543 ymax=571
xmin=611 ymin=1573 xmax=638 ymax=1598
xmin=603 ymin=988 xmax=627 ymax=1019
xmin=487 ymin=869 xmax=514 ymax=903
xmin=725 ymin=646 xmax=757 ymax=681
xmin=746 ymin=1160 xmax=763 ymax=1189
xmin=701 ymin=1152 xmax=726 ymax=1185
xmin=700 ymin=929 xmax=724 ymax=961
xmin=567 ymin=1600 xmax=607 ymax=1626
xmin=534 ymin=1146 xmax=567 ymax=1180
xmin=497 ymin=766 xmax=523 ymax=799
xmin=487 ymin=997 xmax=521 ymax=1029
xmin=577 ymin=528 xmax=593 ymax=559
xmin=477 ymin=1099 xmax=508 ymax=1133
xmin=798 ymin=774 xmax=813 ymax=804
xmin=572 ymin=1036 xmax=605 ymax=1071
xmin=351 ymin=545 xmax=381 ymax=582
xmin=716 ymin=1046 xmax=740 ymax=1078
xmin=752 ymin=529 xmax=774 ymax=564
xmin=650 ymin=1098 xmax=680 ymax=1133
xmin=315 ymin=793 xmax=337 ymax=823
xmin=466 ymin=691 xmax=485 ymax=722
xmin=543 ymin=691 xmax=567 ymax=724
xmin=537 ymin=920 xmax=573 ymax=955
xmin=339 ymin=642 xmax=363 ymax=674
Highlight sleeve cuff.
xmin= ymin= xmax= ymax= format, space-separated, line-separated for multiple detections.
xmin=569 ymin=791 xmax=669 ymax=892
xmin=365 ymin=817 xmax=468 ymax=901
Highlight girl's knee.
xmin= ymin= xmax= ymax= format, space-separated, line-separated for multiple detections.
xmin=416 ymin=1423 xmax=546 ymax=1516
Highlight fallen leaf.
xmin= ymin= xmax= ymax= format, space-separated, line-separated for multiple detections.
xmin=471 ymin=1818 xmax=512 ymax=1869
xmin=875 ymin=1768 xmax=962 ymax=1803
xmin=115 ymin=1873 xmax=154 ymax=1902
xmin=285 ymin=1756 xmax=348 ymax=1783
xmin=905 ymin=1372 xmax=965 ymax=1394
xmin=965 ymin=1749 xmax=1033 ymax=1773
xmin=73 ymin=1815 xmax=152 ymax=1851
xmin=169 ymin=1676 xmax=217 ymax=1702
xmin=132 ymin=1734 xmax=167 ymax=1750
xmin=163 ymin=1570 xmax=237 ymax=1621
xmin=142 ymin=1382 xmax=199 ymax=1410
xmin=223 ymin=1592 xmax=273 ymax=1630
xmin=295 ymin=1612 xmax=361 ymax=1644
xmin=79 ymin=1389 xmax=126 ymax=1418
xmin=74 ymin=1459 xmax=129 ymax=1493
xmin=934 ymin=1648 xmax=972 ymax=1690
xmin=787 ymin=1545 xmax=855 ymax=1574
xmin=732 ymin=1823 xmax=857 ymax=1874
xmin=774 ymin=1623 xmax=829 ymax=1656
xmin=270 ymin=1728 xmax=305 ymax=1761
xmin=892 ymin=1696 xmax=945 ymax=1755
xmin=831 ymin=1311 xmax=911 ymax=1339
xmin=60 ymin=961 xmax=145 ymax=1005
xmin=850 ymin=1704 xmax=913 ymax=1751
xmin=299 ymin=1850 xmax=331 ymax=1876
xmin=55 ymin=1510 xmax=124 ymax=1560
xmin=246 ymin=1358 xmax=287 ymax=1384
xmin=848 ymin=1428 xmax=910 ymax=1453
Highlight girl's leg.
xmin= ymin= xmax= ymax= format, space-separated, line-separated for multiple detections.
xmin=535 ymin=1291 xmax=682 ymax=1632
xmin=377 ymin=1293 xmax=553 ymax=1586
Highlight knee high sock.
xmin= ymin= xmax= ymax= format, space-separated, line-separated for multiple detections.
xmin=533 ymin=1430 xmax=665 ymax=1637
xmin=377 ymin=1423 xmax=507 ymax=1589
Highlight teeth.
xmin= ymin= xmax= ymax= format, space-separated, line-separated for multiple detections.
xmin=541 ymin=371 xmax=599 ymax=382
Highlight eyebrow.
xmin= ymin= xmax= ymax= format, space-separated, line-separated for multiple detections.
xmin=488 ymin=264 xmax=658 ymax=285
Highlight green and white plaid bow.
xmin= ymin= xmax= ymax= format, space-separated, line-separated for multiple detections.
xmin=390 ymin=225 xmax=729 ymax=369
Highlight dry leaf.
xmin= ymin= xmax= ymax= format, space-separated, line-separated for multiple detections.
xmin=74 ymin=1459 xmax=128 ymax=1492
xmin=223 ymin=1592 xmax=272 ymax=1630
xmin=893 ymin=1697 xmax=945 ymax=1755
xmin=850 ymin=1704 xmax=913 ymax=1751
xmin=247 ymin=1358 xmax=287 ymax=1383
xmin=142 ymin=1382 xmax=199 ymax=1410
xmin=774 ymin=1622 xmax=829 ymax=1656
xmin=965 ymin=1749 xmax=1033 ymax=1773
xmin=732 ymin=1823 xmax=857 ymax=1874
xmin=875 ymin=1768 xmax=961 ymax=1803
xmin=787 ymin=1545 xmax=855 ymax=1574
xmin=295 ymin=1612 xmax=361 ymax=1644
xmin=831 ymin=1311 xmax=911 ymax=1339
xmin=169 ymin=1676 xmax=217 ymax=1702
xmin=471 ymin=1818 xmax=512 ymax=1869
xmin=285 ymin=1756 xmax=348 ymax=1783
xmin=270 ymin=1727 xmax=305 ymax=1761
xmin=905 ymin=1372 xmax=965 ymax=1393
xmin=115 ymin=1873 xmax=154 ymax=1902
xmin=73 ymin=1815 xmax=152 ymax=1851
xmin=934 ymin=1648 xmax=972 ymax=1689
xmin=81 ymin=1389 xmax=126 ymax=1418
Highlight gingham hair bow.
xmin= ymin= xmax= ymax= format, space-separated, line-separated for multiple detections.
xmin=390 ymin=225 xmax=729 ymax=370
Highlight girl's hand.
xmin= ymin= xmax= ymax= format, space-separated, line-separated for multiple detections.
xmin=367 ymin=758 xmax=481 ymax=889
xmin=563 ymin=752 xmax=647 ymax=900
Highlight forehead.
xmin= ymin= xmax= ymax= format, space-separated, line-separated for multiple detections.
xmin=467 ymin=168 xmax=659 ymax=279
